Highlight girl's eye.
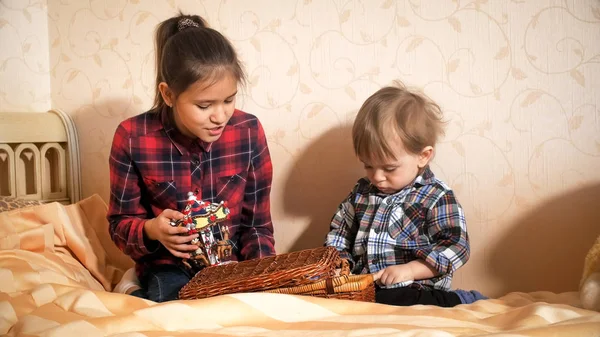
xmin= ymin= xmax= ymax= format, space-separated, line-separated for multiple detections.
xmin=225 ymin=99 xmax=234 ymax=104
xmin=197 ymin=105 xmax=210 ymax=110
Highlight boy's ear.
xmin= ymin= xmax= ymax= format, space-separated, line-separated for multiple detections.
xmin=418 ymin=146 xmax=434 ymax=168
xmin=158 ymin=82 xmax=174 ymax=107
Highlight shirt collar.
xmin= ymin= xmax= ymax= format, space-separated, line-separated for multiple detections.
xmin=413 ymin=165 xmax=435 ymax=187
xmin=160 ymin=106 xmax=213 ymax=154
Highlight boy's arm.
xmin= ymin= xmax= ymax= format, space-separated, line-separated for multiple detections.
xmin=325 ymin=190 xmax=358 ymax=268
xmin=107 ymin=125 xmax=160 ymax=260
xmin=374 ymin=259 xmax=438 ymax=285
xmin=415 ymin=190 xmax=470 ymax=277
xmin=238 ymin=121 xmax=276 ymax=259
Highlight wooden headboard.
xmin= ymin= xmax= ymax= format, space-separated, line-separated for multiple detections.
xmin=0 ymin=109 xmax=81 ymax=204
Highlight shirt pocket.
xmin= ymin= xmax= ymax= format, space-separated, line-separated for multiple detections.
xmin=387 ymin=203 xmax=430 ymax=248
xmin=142 ymin=177 xmax=178 ymax=211
xmin=213 ymin=172 xmax=247 ymax=206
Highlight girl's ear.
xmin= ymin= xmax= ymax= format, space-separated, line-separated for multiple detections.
xmin=158 ymin=82 xmax=174 ymax=107
xmin=418 ymin=146 xmax=434 ymax=168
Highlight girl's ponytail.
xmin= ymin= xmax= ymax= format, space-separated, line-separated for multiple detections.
xmin=153 ymin=13 xmax=208 ymax=111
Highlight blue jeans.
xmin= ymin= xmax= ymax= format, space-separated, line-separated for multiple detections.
xmin=130 ymin=264 xmax=191 ymax=302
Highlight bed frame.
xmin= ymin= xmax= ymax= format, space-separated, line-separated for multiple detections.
xmin=0 ymin=109 xmax=81 ymax=204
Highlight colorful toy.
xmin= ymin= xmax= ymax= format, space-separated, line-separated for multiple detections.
xmin=170 ymin=190 xmax=233 ymax=271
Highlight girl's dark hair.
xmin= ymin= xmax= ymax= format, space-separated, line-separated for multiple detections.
xmin=153 ymin=12 xmax=246 ymax=111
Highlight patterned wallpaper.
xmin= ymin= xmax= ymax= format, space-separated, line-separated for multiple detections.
xmin=0 ymin=0 xmax=51 ymax=111
xmin=1 ymin=0 xmax=600 ymax=297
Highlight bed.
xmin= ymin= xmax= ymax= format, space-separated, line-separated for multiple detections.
xmin=0 ymin=109 xmax=81 ymax=207
xmin=1 ymin=110 xmax=599 ymax=337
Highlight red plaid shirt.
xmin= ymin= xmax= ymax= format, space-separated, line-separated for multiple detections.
xmin=108 ymin=107 xmax=276 ymax=278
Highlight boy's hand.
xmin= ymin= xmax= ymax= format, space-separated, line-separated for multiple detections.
xmin=143 ymin=209 xmax=199 ymax=259
xmin=373 ymin=260 xmax=439 ymax=286
xmin=373 ymin=265 xmax=415 ymax=286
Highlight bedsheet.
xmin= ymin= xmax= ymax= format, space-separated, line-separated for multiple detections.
xmin=1 ymin=195 xmax=599 ymax=336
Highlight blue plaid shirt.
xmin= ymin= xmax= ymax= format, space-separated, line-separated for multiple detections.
xmin=326 ymin=166 xmax=470 ymax=290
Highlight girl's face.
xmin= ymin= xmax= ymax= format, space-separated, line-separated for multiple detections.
xmin=160 ymin=72 xmax=238 ymax=143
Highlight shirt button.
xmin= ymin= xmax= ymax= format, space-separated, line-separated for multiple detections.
xmin=191 ymin=154 xmax=200 ymax=166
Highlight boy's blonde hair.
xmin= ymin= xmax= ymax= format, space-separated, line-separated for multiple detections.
xmin=352 ymin=81 xmax=445 ymax=163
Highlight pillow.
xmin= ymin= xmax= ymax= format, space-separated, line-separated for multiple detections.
xmin=0 ymin=196 xmax=44 ymax=212
xmin=0 ymin=194 xmax=134 ymax=292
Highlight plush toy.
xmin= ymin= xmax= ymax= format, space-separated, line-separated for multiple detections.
xmin=580 ymin=235 xmax=600 ymax=311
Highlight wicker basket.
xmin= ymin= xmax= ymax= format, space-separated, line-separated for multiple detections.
xmin=178 ymin=246 xmax=375 ymax=302
xmin=266 ymin=274 xmax=375 ymax=302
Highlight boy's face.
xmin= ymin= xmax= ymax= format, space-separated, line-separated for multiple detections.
xmin=360 ymin=137 xmax=432 ymax=194
xmin=160 ymin=72 xmax=238 ymax=143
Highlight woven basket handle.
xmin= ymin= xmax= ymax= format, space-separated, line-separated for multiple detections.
xmin=338 ymin=258 xmax=350 ymax=276
xmin=264 ymin=257 xmax=352 ymax=296
xmin=323 ymin=257 xmax=351 ymax=293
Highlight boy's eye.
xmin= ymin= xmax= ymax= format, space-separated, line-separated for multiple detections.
xmin=363 ymin=165 xmax=372 ymax=170
xmin=384 ymin=167 xmax=397 ymax=172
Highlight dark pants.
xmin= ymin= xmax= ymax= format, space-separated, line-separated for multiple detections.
xmin=130 ymin=264 xmax=191 ymax=302
xmin=376 ymin=286 xmax=462 ymax=307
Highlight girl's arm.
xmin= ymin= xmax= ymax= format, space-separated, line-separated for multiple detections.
xmin=238 ymin=121 xmax=276 ymax=259
xmin=107 ymin=124 xmax=160 ymax=260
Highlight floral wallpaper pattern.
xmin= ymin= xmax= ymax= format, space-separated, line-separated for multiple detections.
xmin=1 ymin=0 xmax=599 ymax=297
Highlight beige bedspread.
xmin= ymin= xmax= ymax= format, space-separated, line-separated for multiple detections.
xmin=1 ymin=195 xmax=599 ymax=336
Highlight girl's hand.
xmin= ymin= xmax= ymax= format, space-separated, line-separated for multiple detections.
xmin=373 ymin=265 xmax=415 ymax=286
xmin=144 ymin=209 xmax=199 ymax=259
